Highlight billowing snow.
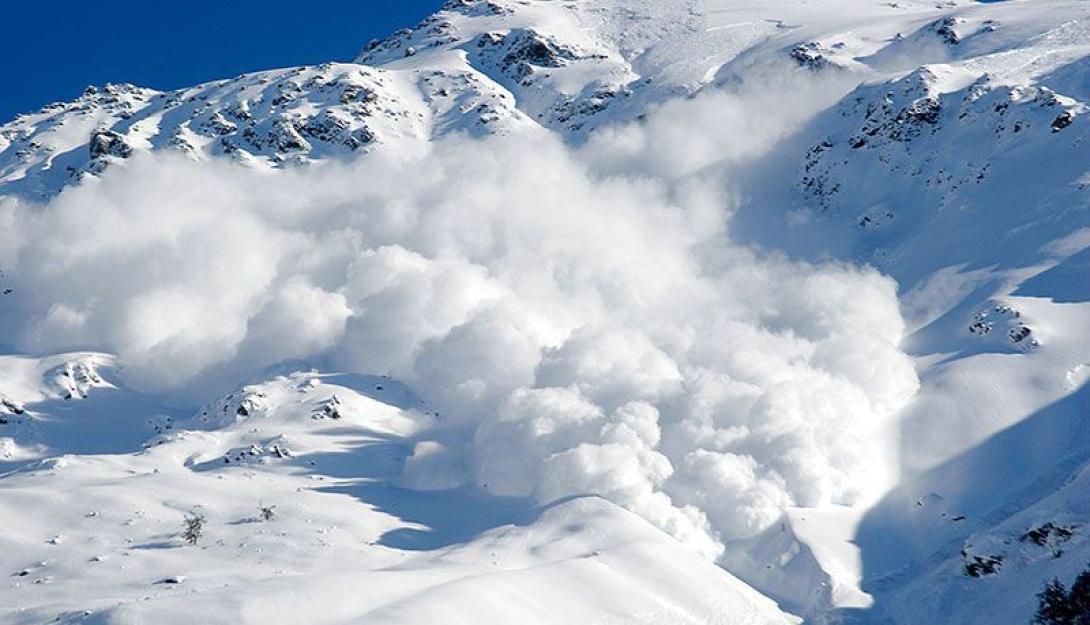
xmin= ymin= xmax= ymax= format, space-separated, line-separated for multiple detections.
xmin=1 ymin=1 xmax=1089 ymax=624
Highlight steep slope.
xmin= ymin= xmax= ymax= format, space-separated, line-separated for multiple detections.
xmin=728 ymin=3 xmax=1090 ymax=623
xmin=777 ymin=9 xmax=1090 ymax=471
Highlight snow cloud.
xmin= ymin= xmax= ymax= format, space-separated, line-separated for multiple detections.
xmin=0 ymin=71 xmax=917 ymax=557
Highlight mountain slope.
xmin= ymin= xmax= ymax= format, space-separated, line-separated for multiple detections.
xmin=0 ymin=0 xmax=1003 ymax=200
xmin=1 ymin=1 xmax=1089 ymax=624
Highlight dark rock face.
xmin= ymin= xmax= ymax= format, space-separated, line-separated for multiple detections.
xmin=1051 ymin=111 xmax=1074 ymax=132
xmin=299 ymin=110 xmax=373 ymax=151
xmin=268 ymin=119 xmax=311 ymax=153
xmin=962 ymin=550 xmax=1003 ymax=577
xmin=476 ymin=29 xmax=584 ymax=84
xmin=1021 ymin=522 xmax=1076 ymax=552
xmin=790 ymin=42 xmax=830 ymax=71
xmin=201 ymin=113 xmax=238 ymax=137
xmin=506 ymin=36 xmax=572 ymax=69
xmin=931 ymin=17 xmax=964 ymax=45
xmin=895 ymin=97 xmax=942 ymax=133
xmin=89 ymin=130 xmax=133 ymax=159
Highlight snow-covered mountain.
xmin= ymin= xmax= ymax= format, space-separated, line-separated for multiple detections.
xmin=1 ymin=1 xmax=1089 ymax=624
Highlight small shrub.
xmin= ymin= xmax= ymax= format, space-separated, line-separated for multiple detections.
xmin=1034 ymin=564 xmax=1090 ymax=624
xmin=182 ymin=511 xmax=205 ymax=545
xmin=259 ymin=504 xmax=277 ymax=522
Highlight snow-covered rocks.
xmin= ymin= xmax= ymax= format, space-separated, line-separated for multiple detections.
xmin=790 ymin=42 xmax=839 ymax=72
xmin=47 ymin=356 xmax=109 ymax=400
xmin=801 ymin=41 xmax=1088 ymax=215
xmin=88 ymin=129 xmax=133 ymax=160
xmin=193 ymin=390 xmax=271 ymax=429
xmin=220 ymin=439 xmax=294 ymax=465
xmin=960 ymin=512 xmax=1085 ymax=581
xmin=0 ymin=62 xmax=525 ymax=199
xmin=969 ymin=303 xmax=1039 ymax=351
xmin=0 ymin=394 xmax=26 ymax=418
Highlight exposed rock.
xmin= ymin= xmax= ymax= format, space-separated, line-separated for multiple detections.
xmin=88 ymin=130 xmax=132 ymax=159
xmin=962 ymin=551 xmax=1003 ymax=577
xmin=931 ymin=16 xmax=964 ymax=45
xmin=790 ymin=42 xmax=830 ymax=71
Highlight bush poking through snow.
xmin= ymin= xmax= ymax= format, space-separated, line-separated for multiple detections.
xmin=259 ymin=504 xmax=277 ymax=522
xmin=182 ymin=511 xmax=205 ymax=545
xmin=1034 ymin=564 xmax=1090 ymax=624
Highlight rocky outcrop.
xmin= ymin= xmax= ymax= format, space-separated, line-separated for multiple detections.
xmin=800 ymin=68 xmax=1086 ymax=212
xmin=89 ymin=130 xmax=133 ymax=159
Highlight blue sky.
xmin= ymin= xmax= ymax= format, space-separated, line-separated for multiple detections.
xmin=0 ymin=1 xmax=444 ymax=122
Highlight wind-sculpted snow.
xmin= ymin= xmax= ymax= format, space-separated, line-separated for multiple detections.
xmin=0 ymin=108 xmax=918 ymax=555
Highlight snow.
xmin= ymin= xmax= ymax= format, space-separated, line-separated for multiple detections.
xmin=0 ymin=367 xmax=794 ymax=625
xmin=2 ymin=0 xmax=1090 ymax=623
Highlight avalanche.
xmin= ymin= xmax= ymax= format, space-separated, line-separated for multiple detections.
xmin=1 ymin=1 xmax=1089 ymax=624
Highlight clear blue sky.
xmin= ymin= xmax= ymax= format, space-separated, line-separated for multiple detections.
xmin=0 ymin=1 xmax=444 ymax=122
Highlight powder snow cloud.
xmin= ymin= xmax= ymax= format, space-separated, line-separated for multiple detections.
xmin=0 ymin=71 xmax=918 ymax=557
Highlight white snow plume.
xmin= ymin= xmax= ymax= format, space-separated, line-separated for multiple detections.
xmin=580 ymin=57 xmax=860 ymax=182
xmin=0 ymin=71 xmax=916 ymax=557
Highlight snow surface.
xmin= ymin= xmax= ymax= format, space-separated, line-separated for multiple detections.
xmin=0 ymin=365 xmax=795 ymax=624
xmin=2 ymin=1 xmax=1089 ymax=624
